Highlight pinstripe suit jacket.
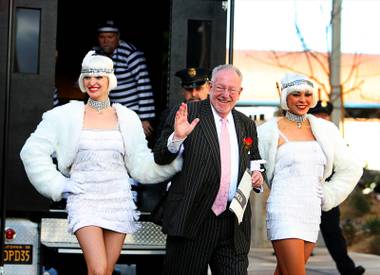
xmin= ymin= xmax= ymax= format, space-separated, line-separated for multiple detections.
xmin=154 ymin=98 xmax=261 ymax=244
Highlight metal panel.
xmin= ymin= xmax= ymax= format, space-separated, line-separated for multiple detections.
xmin=0 ymin=0 xmax=9 ymax=168
xmin=5 ymin=0 xmax=58 ymax=212
xmin=41 ymin=218 xmax=166 ymax=253
xmin=168 ymin=0 xmax=228 ymax=107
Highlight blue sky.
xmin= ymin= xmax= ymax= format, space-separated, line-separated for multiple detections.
xmin=234 ymin=0 xmax=380 ymax=54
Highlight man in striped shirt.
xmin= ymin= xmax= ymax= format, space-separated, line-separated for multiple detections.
xmin=94 ymin=20 xmax=155 ymax=137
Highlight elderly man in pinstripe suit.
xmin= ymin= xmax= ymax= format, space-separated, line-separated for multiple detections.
xmin=154 ymin=64 xmax=264 ymax=275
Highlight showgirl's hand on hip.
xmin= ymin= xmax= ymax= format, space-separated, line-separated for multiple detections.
xmin=62 ymin=178 xmax=85 ymax=199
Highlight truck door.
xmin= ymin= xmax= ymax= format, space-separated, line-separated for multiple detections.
xmin=0 ymin=0 xmax=58 ymax=213
xmin=167 ymin=0 xmax=228 ymax=107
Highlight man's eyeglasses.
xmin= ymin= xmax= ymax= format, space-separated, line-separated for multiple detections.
xmin=213 ymin=83 xmax=241 ymax=95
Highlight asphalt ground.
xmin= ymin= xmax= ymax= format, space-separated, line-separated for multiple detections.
xmin=248 ymin=247 xmax=380 ymax=275
xmin=114 ymin=247 xmax=380 ymax=274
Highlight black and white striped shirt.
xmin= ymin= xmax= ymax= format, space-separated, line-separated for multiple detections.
xmin=53 ymin=87 xmax=59 ymax=107
xmin=95 ymin=40 xmax=156 ymax=120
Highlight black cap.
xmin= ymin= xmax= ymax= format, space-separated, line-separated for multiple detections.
xmin=175 ymin=68 xmax=210 ymax=89
xmin=96 ymin=19 xmax=120 ymax=33
xmin=309 ymin=100 xmax=333 ymax=115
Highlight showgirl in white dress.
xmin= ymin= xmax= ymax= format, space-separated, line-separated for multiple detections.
xmin=20 ymin=51 xmax=184 ymax=274
xmin=266 ymin=131 xmax=326 ymax=242
xmin=66 ymin=129 xmax=139 ymax=234
xmin=257 ymin=72 xmax=362 ymax=275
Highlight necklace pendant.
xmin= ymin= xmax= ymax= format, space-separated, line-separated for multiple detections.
xmin=285 ymin=111 xmax=307 ymax=129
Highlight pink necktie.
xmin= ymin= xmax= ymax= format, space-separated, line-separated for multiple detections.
xmin=212 ymin=118 xmax=231 ymax=216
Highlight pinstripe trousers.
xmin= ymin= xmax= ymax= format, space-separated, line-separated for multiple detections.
xmin=162 ymin=210 xmax=249 ymax=275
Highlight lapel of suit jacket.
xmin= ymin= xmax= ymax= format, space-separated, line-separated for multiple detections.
xmin=232 ymin=109 xmax=248 ymax=180
xmin=199 ymin=99 xmax=221 ymax=174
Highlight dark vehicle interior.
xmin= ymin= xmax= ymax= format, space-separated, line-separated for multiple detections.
xmin=56 ymin=0 xmax=170 ymax=116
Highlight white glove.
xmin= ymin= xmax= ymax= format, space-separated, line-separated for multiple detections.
xmin=316 ymin=182 xmax=324 ymax=206
xmin=62 ymin=177 xmax=85 ymax=199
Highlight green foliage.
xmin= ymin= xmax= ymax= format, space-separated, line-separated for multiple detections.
xmin=363 ymin=217 xmax=380 ymax=235
xmin=341 ymin=171 xmax=380 ymax=255
xmin=369 ymin=235 xmax=380 ymax=254
xmin=359 ymin=169 xmax=380 ymax=191
xmin=341 ymin=219 xmax=356 ymax=246
xmin=350 ymin=190 xmax=371 ymax=216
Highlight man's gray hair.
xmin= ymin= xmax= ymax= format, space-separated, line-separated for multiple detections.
xmin=211 ymin=64 xmax=243 ymax=82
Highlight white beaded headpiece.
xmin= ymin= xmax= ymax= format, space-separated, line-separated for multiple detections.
xmin=78 ymin=50 xmax=117 ymax=93
xmin=280 ymin=73 xmax=318 ymax=110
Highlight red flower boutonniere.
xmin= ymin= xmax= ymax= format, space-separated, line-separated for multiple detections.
xmin=243 ymin=137 xmax=253 ymax=151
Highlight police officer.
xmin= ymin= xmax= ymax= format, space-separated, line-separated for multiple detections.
xmin=309 ymin=100 xmax=334 ymax=120
xmin=309 ymin=100 xmax=365 ymax=275
xmin=174 ymin=67 xmax=210 ymax=102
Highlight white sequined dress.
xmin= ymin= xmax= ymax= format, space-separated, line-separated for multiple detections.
xmin=66 ymin=129 xmax=139 ymax=234
xmin=266 ymin=131 xmax=327 ymax=242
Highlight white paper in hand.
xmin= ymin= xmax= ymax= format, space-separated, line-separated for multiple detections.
xmin=229 ymin=171 xmax=252 ymax=224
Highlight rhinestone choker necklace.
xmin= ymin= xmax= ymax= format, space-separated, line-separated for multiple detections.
xmin=87 ymin=98 xmax=111 ymax=113
xmin=285 ymin=111 xmax=307 ymax=129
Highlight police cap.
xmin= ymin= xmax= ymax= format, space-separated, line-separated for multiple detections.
xmin=175 ymin=68 xmax=210 ymax=89
xmin=308 ymin=100 xmax=333 ymax=115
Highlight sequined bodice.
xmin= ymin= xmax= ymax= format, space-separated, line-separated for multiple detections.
xmin=71 ymin=129 xmax=126 ymax=174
